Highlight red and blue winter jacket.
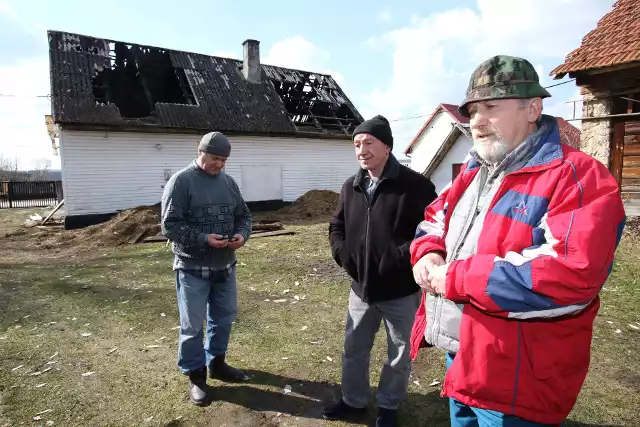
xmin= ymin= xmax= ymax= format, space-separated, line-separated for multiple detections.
xmin=409 ymin=122 xmax=626 ymax=424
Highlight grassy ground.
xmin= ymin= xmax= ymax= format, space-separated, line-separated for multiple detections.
xmin=0 ymin=211 xmax=638 ymax=427
xmin=0 ymin=208 xmax=46 ymax=237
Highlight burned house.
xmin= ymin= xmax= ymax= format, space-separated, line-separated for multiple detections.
xmin=47 ymin=30 xmax=364 ymax=228
xmin=550 ymin=0 xmax=640 ymax=207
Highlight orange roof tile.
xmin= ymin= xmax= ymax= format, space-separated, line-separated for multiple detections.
xmin=557 ymin=118 xmax=581 ymax=150
xmin=551 ymin=0 xmax=640 ymax=77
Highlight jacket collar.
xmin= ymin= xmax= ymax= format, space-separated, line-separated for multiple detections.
xmin=465 ymin=114 xmax=564 ymax=174
xmin=353 ymin=153 xmax=401 ymax=189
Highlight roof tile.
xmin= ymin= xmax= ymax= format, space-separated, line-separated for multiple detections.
xmin=551 ymin=0 xmax=640 ymax=76
xmin=47 ymin=31 xmax=363 ymax=137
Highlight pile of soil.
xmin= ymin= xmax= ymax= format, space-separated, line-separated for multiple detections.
xmin=72 ymin=204 xmax=161 ymax=246
xmin=4 ymin=190 xmax=340 ymax=252
xmin=279 ymin=190 xmax=339 ymax=218
xmin=30 ymin=204 xmax=161 ymax=249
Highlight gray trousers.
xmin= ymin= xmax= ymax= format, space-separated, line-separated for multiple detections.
xmin=341 ymin=289 xmax=421 ymax=410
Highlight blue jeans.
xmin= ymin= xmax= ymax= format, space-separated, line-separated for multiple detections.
xmin=175 ymin=267 xmax=237 ymax=374
xmin=445 ymin=353 xmax=554 ymax=427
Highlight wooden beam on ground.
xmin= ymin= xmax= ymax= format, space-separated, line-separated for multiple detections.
xmin=253 ymin=222 xmax=283 ymax=231
xmin=41 ymin=199 xmax=64 ymax=226
xmin=250 ymin=230 xmax=296 ymax=239
xmin=142 ymin=234 xmax=169 ymax=243
xmin=128 ymin=227 xmax=149 ymax=244
xmin=141 ymin=229 xmax=296 ymax=244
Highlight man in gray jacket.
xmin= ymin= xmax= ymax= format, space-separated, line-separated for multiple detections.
xmin=161 ymin=131 xmax=252 ymax=405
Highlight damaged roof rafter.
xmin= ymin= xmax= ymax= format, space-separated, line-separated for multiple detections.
xmin=267 ymin=68 xmax=360 ymax=135
xmin=48 ymin=30 xmax=364 ymax=138
xmin=90 ymin=41 xmax=198 ymax=119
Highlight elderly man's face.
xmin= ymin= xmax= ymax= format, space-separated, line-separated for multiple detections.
xmin=354 ymin=133 xmax=390 ymax=172
xmin=197 ymin=151 xmax=227 ymax=175
xmin=467 ymin=98 xmax=542 ymax=164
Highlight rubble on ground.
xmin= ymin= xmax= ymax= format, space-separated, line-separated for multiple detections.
xmin=2 ymin=189 xmax=341 ymax=250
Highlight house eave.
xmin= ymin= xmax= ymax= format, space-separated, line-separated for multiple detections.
xmin=56 ymin=122 xmax=355 ymax=140
xmin=422 ymin=124 xmax=464 ymax=177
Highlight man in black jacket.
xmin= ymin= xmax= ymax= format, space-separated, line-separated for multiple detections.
xmin=325 ymin=115 xmax=438 ymax=427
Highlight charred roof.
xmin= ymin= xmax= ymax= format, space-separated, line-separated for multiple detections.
xmin=47 ymin=30 xmax=364 ymax=139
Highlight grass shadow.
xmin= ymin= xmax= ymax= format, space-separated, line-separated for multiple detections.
xmin=202 ymin=369 xmax=450 ymax=426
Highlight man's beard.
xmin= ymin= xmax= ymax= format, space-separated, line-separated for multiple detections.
xmin=473 ymin=126 xmax=510 ymax=164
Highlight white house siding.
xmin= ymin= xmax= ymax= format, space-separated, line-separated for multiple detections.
xmin=429 ymin=134 xmax=474 ymax=194
xmin=59 ymin=130 xmax=357 ymax=217
xmin=409 ymin=112 xmax=455 ymax=174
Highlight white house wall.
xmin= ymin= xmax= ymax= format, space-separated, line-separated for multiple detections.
xmin=430 ymin=134 xmax=474 ymax=194
xmin=409 ymin=112 xmax=455 ymax=174
xmin=59 ymin=130 xmax=357 ymax=216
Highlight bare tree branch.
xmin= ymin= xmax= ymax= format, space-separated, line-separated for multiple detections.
xmin=0 ymin=154 xmax=20 ymax=181
xmin=29 ymin=157 xmax=52 ymax=181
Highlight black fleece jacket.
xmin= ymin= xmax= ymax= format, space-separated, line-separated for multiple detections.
xmin=329 ymin=155 xmax=438 ymax=303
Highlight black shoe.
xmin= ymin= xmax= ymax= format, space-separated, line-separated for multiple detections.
xmin=376 ymin=407 xmax=397 ymax=427
xmin=208 ymin=354 xmax=249 ymax=382
xmin=187 ymin=366 xmax=208 ymax=406
xmin=322 ymin=399 xmax=367 ymax=421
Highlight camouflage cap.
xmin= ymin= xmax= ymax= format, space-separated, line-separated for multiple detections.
xmin=458 ymin=55 xmax=551 ymax=118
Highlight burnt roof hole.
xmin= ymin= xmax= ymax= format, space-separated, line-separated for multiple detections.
xmin=91 ymin=42 xmax=197 ymax=119
xmin=270 ymin=72 xmax=360 ymax=135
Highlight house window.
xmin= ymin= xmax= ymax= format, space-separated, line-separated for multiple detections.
xmin=452 ymin=163 xmax=463 ymax=181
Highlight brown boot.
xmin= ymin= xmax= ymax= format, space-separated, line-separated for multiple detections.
xmin=208 ymin=354 xmax=249 ymax=382
xmin=187 ymin=366 xmax=209 ymax=406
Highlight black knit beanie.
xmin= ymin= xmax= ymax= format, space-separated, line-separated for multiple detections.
xmin=352 ymin=115 xmax=393 ymax=149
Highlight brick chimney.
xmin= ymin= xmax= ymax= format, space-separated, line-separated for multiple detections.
xmin=242 ymin=39 xmax=261 ymax=83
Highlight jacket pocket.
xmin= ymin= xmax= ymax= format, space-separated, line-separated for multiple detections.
xmin=338 ymin=244 xmax=360 ymax=281
xmin=522 ymin=323 xmax=554 ymax=380
xmin=378 ymin=245 xmax=401 ymax=276
xmin=524 ymin=315 xmax=594 ymax=383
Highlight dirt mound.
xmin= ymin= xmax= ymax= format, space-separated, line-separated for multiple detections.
xmin=73 ymin=204 xmax=161 ymax=246
xmin=4 ymin=190 xmax=340 ymax=252
xmin=279 ymin=190 xmax=339 ymax=218
xmin=27 ymin=204 xmax=161 ymax=250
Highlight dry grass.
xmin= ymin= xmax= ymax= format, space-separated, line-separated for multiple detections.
xmin=0 ymin=210 xmax=638 ymax=426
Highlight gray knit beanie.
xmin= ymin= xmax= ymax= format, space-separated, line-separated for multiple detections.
xmin=198 ymin=132 xmax=231 ymax=157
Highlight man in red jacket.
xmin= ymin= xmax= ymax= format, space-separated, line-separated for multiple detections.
xmin=410 ymin=55 xmax=626 ymax=426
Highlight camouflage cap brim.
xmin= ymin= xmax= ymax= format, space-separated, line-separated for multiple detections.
xmin=458 ymin=54 xmax=553 ymax=118
xmin=458 ymin=82 xmax=551 ymax=117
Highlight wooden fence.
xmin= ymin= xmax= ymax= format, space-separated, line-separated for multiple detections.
xmin=0 ymin=181 xmax=63 ymax=209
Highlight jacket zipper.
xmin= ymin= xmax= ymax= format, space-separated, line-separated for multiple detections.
xmin=364 ymin=193 xmax=370 ymax=277
xmin=511 ymin=321 xmax=522 ymax=414
xmin=432 ymin=167 xmax=488 ymax=346
xmin=451 ymin=166 xmax=489 ymax=261
xmin=361 ymin=176 xmax=385 ymax=287
xmin=360 ymin=185 xmax=371 ymax=297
